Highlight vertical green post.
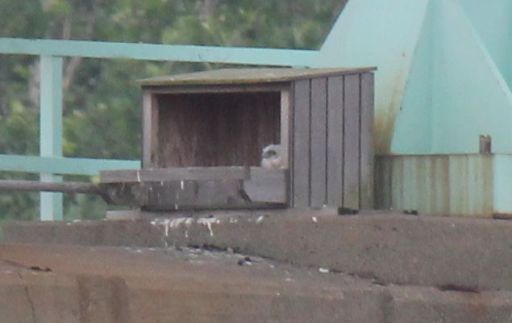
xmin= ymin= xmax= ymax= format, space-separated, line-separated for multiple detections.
xmin=39 ymin=55 xmax=63 ymax=221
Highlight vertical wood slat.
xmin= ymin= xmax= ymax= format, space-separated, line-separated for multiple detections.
xmin=292 ymin=80 xmax=311 ymax=207
xmin=280 ymin=90 xmax=291 ymax=169
xmin=326 ymin=76 xmax=344 ymax=207
xmin=343 ymin=74 xmax=361 ymax=209
xmin=310 ymin=78 xmax=328 ymax=208
xmin=142 ymin=91 xmax=158 ymax=168
xmin=359 ymin=73 xmax=375 ymax=209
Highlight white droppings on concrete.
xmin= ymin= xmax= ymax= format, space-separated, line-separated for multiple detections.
xmin=163 ymin=219 xmax=171 ymax=237
xmin=312 ymin=217 xmax=318 ymax=223
xmin=229 ymin=217 xmax=238 ymax=224
xmin=72 ymin=219 xmax=81 ymax=223
xmin=169 ymin=217 xmax=189 ymax=229
xmin=180 ymin=180 xmax=184 ymax=190
xmin=319 ymin=267 xmax=329 ymax=274
xmin=152 ymin=217 xmax=195 ymax=243
xmin=256 ymin=215 xmax=264 ymax=223
xmin=135 ymin=249 xmax=143 ymax=253
xmin=197 ymin=217 xmax=217 ymax=237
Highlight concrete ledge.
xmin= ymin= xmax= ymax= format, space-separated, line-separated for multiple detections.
xmin=4 ymin=210 xmax=512 ymax=292
xmin=1 ymin=243 xmax=512 ymax=323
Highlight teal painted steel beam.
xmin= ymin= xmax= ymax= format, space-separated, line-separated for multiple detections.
xmin=391 ymin=0 xmax=512 ymax=154
xmin=0 ymin=155 xmax=140 ymax=176
xmin=459 ymin=0 xmax=512 ymax=89
xmin=311 ymin=0 xmax=431 ymax=154
xmin=0 ymin=38 xmax=317 ymax=67
xmin=39 ymin=55 xmax=63 ymax=221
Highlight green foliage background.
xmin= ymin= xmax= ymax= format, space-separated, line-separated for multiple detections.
xmin=0 ymin=0 xmax=346 ymax=220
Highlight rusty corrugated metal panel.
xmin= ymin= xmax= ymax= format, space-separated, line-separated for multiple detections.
xmin=376 ymin=154 xmax=494 ymax=216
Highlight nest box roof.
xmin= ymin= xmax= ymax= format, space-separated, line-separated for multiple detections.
xmin=139 ymin=67 xmax=376 ymax=87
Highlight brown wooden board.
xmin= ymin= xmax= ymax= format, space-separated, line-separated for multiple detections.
xmin=142 ymin=91 xmax=158 ymax=168
xmin=144 ymin=83 xmax=287 ymax=95
xmin=280 ymin=90 xmax=291 ymax=168
xmin=154 ymin=92 xmax=280 ymax=167
xmin=326 ymin=76 xmax=344 ymax=207
xmin=243 ymin=168 xmax=287 ymax=204
xmin=292 ymin=80 xmax=311 ymax=208
xmin=359 ymin=73 xmax=375 ymax=209
xmin=343 ymin=74 xmax=361 ymax=209
xmin=139 ymin=67 xmax=376 ymax=87
xmin=309 ymin=78 xmax=328 ymax=208
xmin=100 ymin=167 xmax=250 ymax=183
xmin=101 ymin=167 xmax=286 ymax=210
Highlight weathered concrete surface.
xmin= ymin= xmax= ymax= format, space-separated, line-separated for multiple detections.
xmin=4 ymin=210 xmax=512 ymax=292
xmin=1 ymin=243 xmax=512 ymax=323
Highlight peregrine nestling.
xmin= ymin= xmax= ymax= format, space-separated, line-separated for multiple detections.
xmin=261 ymin=144 xmax=282 ymax=170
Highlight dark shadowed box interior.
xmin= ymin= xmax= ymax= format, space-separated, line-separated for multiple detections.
xmin=156 ymin=92 xmax=281 ymax=167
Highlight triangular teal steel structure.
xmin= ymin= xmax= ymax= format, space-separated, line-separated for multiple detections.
xmin=315 ymin=0 xmax=512 ymax=155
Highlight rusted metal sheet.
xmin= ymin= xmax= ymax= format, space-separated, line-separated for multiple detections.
xmin=375 ymin=154 xmax=495 ymax=216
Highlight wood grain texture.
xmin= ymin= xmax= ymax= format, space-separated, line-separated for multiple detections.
xmin=100 ymin=167 xmax=250 ymax=183
xmin=292 ymin=80 xmax=311 ymax=208
xmin=326 ymin=76 xmax=344 ymax=207
xmin=142 ymin=91 xmax=158 ymax=168
xmin=310 ymin=78 xmax=327 ymax=208
xmin=145 ymin=83 xmax=287 ymax=95
xmin=243 ymin=168 xmax=287 ymax=204
xmin=343 ymin=74 xmax=361 ymax=209
xmin=104 ymin=169 xmax=287 ymax=210
xmin=359 ymin=73 xmax=375 ymax=209
xmin=155 ymin=92 xmax=280 ymax=167
xmin=280 ymin=90 xmax=291 ymax=168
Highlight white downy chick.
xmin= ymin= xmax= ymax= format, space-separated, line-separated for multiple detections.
xmin=261 ymin=144 xmax=282 ymax=170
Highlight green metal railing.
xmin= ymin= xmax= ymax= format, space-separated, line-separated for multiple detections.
xmin=0 ymin=37 xmax=318 ymax=220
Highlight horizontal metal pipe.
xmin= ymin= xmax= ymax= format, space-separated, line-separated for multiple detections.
xmin=0 ymin=180 xmax=100 ymax=195
xmin=0 ymin=38 xmax=317 ymax=66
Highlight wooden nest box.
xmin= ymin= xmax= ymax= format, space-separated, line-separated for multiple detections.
xmin=134 ymin=68 xmax=375 ymax=211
